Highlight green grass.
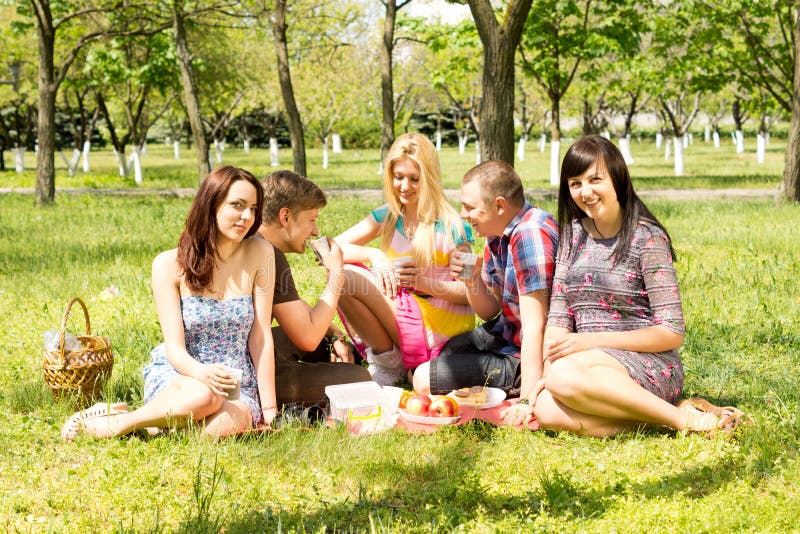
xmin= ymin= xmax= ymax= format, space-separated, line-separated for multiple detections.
xmin=0 ymin=134 xmax=785 ymax=191
xmin=1 ymin=190 xmax=799 ymax=531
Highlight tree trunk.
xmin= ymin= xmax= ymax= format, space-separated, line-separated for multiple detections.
xmin=468 ymin=0 xmax=533 ymax=166
xmin=172 ymin=0 xmax=210 ymax=181
xmin=380 ymin=1 xmax=397 ymax=163
xmin=272 ymin=0 xmax=306 ymax=177
xmin=549 ymin=97 xmax=562 ymax=185
xmin=32 ymin=0 xmax=56 ymax=205
xmin=783 ymin=7 xmax=800 ymax=201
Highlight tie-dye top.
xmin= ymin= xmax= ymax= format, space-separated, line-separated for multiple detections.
xmin=371 ymin=205 xmax=476 ymax=351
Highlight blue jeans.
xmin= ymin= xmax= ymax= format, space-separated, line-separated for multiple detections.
xmin=429 ymin=319 xmax=521 ymax=395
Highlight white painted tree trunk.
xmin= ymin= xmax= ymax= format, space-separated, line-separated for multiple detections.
xmin=332 ymin=133 xmax=342 ymax=153
xmin=458 ymin=133 xmax=467 ymax=154
xmin=58 ymin=148 xmax=81 ymax=176
xmin=475 ymin=141 xmax=481 ymax=165
xmin=549 ymin=140 xmax=561 ymax=186
xmin=766 ymin=132 xmax=770 ymax=145
xmin=664 ymin=138 xmax=671 ymax=160
xmin=735 ymin=130 xmax=744 ymax=153
xmin=673 ymin=137 xmax=684 ymax=176
xmin=435 ymin=131 xmax=441 ymax=151
xmin=322 ymin=136 xmax=329 ymax=170
xmin=683 ymin=135 xmax=689 ymax=148
xmin=619 ymin=137 xmax=634 ymax=165
xmin=82 ymin=141 xmax=91 ymax=172
xmin=131 ymin=146 xmax=143 ymax=185
xmin=601 ymin=131 xmax=611 ymax=140
xmin=656 ymin=133 xmax=663 ymax=149
xmin=539 ymin=134 xmax=546 ymax=152
xmin=67 ymin=149 xmax=80 ymax=176
xmin=731 ymin=132 xmax=737 ymax=144
xmin=114 ymin=149 xmax=129 ymax=177
xmin=141 ymin=142 xmax=147 ymax=156
xmin=214 ymin=139 xmax=224 ymax=163
xmin=269 ymin=138 xmax=279 ymax=167
xmin=517 ymin=135 xmax=526 ymax=161
xmin=13 ymin=147 xmax=24 ymax=172
xmin=244 ymin=138 xmax=250 ymax=153
xmin=704 ymin=124 xmax=710 ymax=142
xmin=377 ymin=160 xmax=383 ymax=175
xmin=757 ymin=133 xmax=766 ymax=163
xmin=713 ymin=131 xmax=720 ymax=148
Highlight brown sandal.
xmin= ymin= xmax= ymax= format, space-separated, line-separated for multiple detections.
xmin=678 ymin=397 xmax=751 ymax=435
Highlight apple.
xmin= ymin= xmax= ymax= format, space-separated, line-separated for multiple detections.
xmin=398 ymin=389 xmax=413 ymax=410
xmin=429 ymin=396 xmax=459 ymax=418
xmin=404 ymin=393 xmax=432 ymax=416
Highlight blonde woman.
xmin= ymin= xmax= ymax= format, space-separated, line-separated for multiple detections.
xmin=335 ymin=133 xmax=475 ymax=385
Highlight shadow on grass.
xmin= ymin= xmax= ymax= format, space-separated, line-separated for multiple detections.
xmin=165 ymin=422 xmax=766 ymax=532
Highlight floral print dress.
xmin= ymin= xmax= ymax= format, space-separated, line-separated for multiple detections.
xmin=142 ymin=295 xmax=261 ymax=425
xmin=547 ymin=220 xmax=685 ymax=403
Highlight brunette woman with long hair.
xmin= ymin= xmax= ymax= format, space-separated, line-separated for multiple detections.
xmin=524 ymin=136 xmax=746 ymax=436
xmin=61 ymin=166 xmax=277 ymax=439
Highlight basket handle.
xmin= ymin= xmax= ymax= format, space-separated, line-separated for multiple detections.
xmin=58 ymin=297 xmax=92 ymax=358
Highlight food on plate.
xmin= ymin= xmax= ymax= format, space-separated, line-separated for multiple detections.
xmin=429 ymin=396 xmax=459 ymax=418
xmin=405 ymin=393 xmax=432 ymax=416
xmin=398 ymin=389 xmax=413 ymax=410
xmin=452 ymin=386 xmax=488 ymax=405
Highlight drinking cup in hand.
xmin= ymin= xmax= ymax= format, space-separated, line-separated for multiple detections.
xmin=458 ymin=252 xmax=479 ymax=280
xmin=225 ymin=367 xmax=243 ymax=400
xmin=392 ymin=256 xmax=413 ymax=272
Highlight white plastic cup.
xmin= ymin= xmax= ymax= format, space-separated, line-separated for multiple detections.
xmin=392 ymin=256 xmax=413 ymax=271
xmin=458 ymin=252 xmax=479 ymax=280
xmin=225 ymin=367 xmax=243 ymax=400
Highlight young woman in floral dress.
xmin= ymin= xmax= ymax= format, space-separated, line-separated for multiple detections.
xmin=519 ymin=135 xmax=745 ymax=437
xmin=62 ymin=166 xmax=277 ymax=439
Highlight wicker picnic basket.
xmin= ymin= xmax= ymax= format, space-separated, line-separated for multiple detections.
xmin=42 ymin=297 xmax=114 ymax=401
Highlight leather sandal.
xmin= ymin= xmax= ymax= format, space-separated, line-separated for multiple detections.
xmin=677 ymin=397 xmax=751 ymax=436
xmin=60 ymin=402 xmax=129 ymax=441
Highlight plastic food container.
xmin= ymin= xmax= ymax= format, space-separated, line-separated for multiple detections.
xmin=325 ymin=381 xmax=385 ymax=422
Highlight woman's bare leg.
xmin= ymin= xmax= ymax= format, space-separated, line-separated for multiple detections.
xmin=338 ymin=266 xmax=399 ymax=352
xmin=80 ymin=376 xmax=226 ymax=438
xmin=534 ymin=350 xmax=687 ymax=437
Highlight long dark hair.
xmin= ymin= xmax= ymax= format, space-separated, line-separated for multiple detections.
xmin=177 ymin=166 xmax=264 ymax=291
xmin=557 ymin=135 xmax=676 ymax=262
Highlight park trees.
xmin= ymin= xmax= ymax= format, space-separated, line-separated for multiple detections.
xmin=0 ymin=5 xmax=36 ymax=173
xmin=465 ymin=0 xmax=531 ymax=166
xmin=427 ymin=18 xmax=482 ymax=156
xmin=519 ymin=0 xmax=634 ymax=184
xmin=25 ymin=0 xmax=165 ymax=204
xmin=378 ymin=0 xmax=412 ymax=162
xmin=702 ymin=0 xmax=799 ymax=200
xmin=87 ymin=30 xmax=179 ymax=182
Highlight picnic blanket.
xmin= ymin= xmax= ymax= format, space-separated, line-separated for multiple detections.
xmin=234 ymin=400 xmax=539 ymax=437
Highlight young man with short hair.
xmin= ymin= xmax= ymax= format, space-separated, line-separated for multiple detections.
xmin=258 ymin=170 xmax=371 ymax=408
xmin=412 ymin=160 xmax=558 ymax=427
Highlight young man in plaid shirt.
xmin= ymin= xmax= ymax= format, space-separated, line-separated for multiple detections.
xmin=413 ymin=160 xmax=558 ymax=427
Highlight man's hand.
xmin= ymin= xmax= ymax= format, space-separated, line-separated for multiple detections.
xmin=330 ymin=337 xmax=354 ymax=363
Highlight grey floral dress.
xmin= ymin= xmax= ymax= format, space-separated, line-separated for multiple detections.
xmin=547 ymin=220 xmax=685 ymax=403
xmin=143 ymin=295 xmax=261 ymax=425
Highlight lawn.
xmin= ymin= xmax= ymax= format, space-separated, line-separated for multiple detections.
xmin=0 ymin=134 xmax=785 ymax=192
xmin=0 ymin=169 xmax=798 ymax=532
